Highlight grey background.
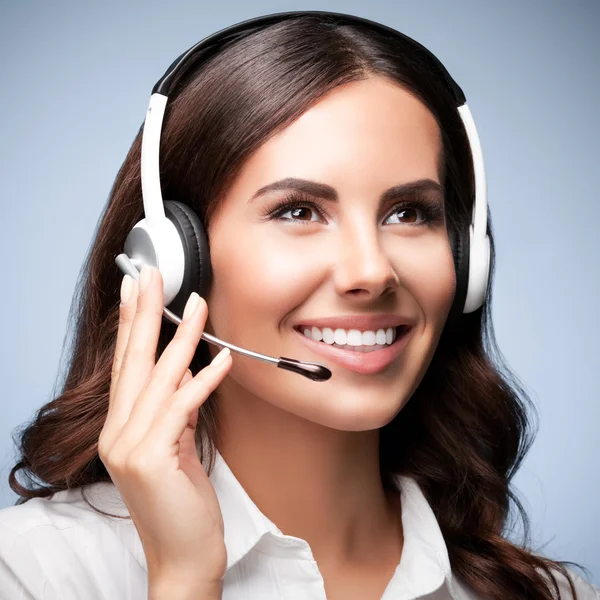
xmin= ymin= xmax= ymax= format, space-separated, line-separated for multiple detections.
xmin=1 ymin=0 xmax=598 ymax=585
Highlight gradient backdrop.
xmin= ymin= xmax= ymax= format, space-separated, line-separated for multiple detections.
xmin=1 ymin=0 xmax=598 ymax=585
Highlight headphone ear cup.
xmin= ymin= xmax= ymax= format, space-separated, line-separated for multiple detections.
xmin=163 ymin=200 xmax=212 ymax=316
xmin=446 ymin=222 xmax=470 ymax=326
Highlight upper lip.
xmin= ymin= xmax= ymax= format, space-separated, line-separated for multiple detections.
xmin=293 ymin=314 xmax=415 ymax=331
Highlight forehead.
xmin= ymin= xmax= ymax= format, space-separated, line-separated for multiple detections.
xmin=230 ymin=76 xmax=444 ymax=199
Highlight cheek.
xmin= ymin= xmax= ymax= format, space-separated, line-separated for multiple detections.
xmin=397 ymin=235 xmax=455 ymax=387
xmin=397 ymin=235 xmax=456 ymax=325
xmin=206 ymin=224 xmax=321 ymax=344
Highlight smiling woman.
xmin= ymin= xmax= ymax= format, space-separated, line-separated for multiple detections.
xmin=1 ymin=10 xmax=598 ymax=600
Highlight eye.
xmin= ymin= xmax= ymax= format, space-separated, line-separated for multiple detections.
xmin=384 ymin=205 xmax=425 ymax=226
xmin=383 ymin=197 xmax=445 ymax=228
xmin=278 ymin=204 xmax=321 ymax=222
xmin=264 ymin=193 xmax=328 ymax=224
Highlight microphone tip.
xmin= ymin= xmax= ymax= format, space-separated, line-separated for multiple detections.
xmin=277 ymin=357 xmax=332 ymax=382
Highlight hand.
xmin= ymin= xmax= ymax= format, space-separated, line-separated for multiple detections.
xmin=98 ymin=265 xmax=232 ymax=586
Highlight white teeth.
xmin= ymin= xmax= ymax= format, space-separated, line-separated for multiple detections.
xmin=300 ymin=326 xmax=398 ymax=347
xmin=334 ymin=328 xmax=347 ymax=345
xmin=386 ymin=328 xmax=393 ymax=344
xmin=362 ymin=330 xmax=376 ymax=345
xmin=346 ymin=329 xmax=362 ymax=346
xmin=322 ymin=328 xmax=335 ymax=344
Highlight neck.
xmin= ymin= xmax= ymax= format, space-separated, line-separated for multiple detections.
xmin=214 ymin=384 xmax=403 ymax=568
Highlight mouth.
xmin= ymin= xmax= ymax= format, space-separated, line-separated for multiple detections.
xmin=292 ymin=325 xmax=413 ymax=375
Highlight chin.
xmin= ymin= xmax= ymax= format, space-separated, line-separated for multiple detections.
xmin=238 ymin=362 xmax=417 ymax=432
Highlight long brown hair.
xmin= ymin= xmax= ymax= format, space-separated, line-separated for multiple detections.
xmin=8 ymin=14 xmax=584 ymax=599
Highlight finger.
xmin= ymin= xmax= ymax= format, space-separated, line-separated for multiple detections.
xmin=109 ymin=275 xmax=141 ymax=396
xmin=110 ymin=266 xmax=165 ymax=431
xmin=117 ymin=291 xmax=208 ymax=450
xmin=178 ymin=368 xmax=193 ymax=390
xmin=136 ymin=348 xmax=231 ymax=463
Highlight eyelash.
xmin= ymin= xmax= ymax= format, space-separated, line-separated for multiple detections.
xmin=263 ymin=191 xmax=444 ymax=228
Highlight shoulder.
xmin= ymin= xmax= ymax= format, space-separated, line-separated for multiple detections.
xmin=0 ymin=482 xmax=147 ymax=600
xmin=548 ymin=567 xmax=600 ymax=600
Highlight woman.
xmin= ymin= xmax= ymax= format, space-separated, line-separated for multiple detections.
xmin=0 ymin=11 xmax=597 ymax=600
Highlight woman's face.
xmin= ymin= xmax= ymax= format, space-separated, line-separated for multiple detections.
xmin=205 ymin=76 xmax=456 ymax=431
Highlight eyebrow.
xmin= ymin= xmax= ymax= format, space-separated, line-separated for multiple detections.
xmin=248 ymin=177 xmax=445 ymax=204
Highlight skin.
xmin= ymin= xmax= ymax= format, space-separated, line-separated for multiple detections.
xmin=203 ymin=75 xmax=456 ymax=579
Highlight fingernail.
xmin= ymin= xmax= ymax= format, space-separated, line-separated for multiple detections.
xmin=182 ymin=292 xmax=201 ymax=321
xmin=120 ymin=275 xmax=134 ymax=306
xmin=211 ymin=347 xmax=230 ymax=367
xmin=139 ymin=266 xmax=153 ymax=293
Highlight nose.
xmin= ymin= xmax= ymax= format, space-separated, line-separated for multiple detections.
xmin=333 ymin=223 xmax=400 ymax=301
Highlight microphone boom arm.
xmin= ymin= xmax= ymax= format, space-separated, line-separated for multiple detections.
xmin=115 ymin=254 xmax=332 ymax=382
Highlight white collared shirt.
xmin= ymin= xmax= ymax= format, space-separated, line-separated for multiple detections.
xmin=0 ymin=449 xmax=597 ymax=599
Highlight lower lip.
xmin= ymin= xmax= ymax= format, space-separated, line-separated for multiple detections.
xmin=292 ymin=327 xmax=413 ymax=375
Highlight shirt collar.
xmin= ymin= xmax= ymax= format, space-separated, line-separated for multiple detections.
xmin=208 ymin=449 xmax=283 ymax=570
xmin=209 ymin=448 xmax=460 ymax=599
xmin=85 ymin=448 xmax=460 ymax=598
